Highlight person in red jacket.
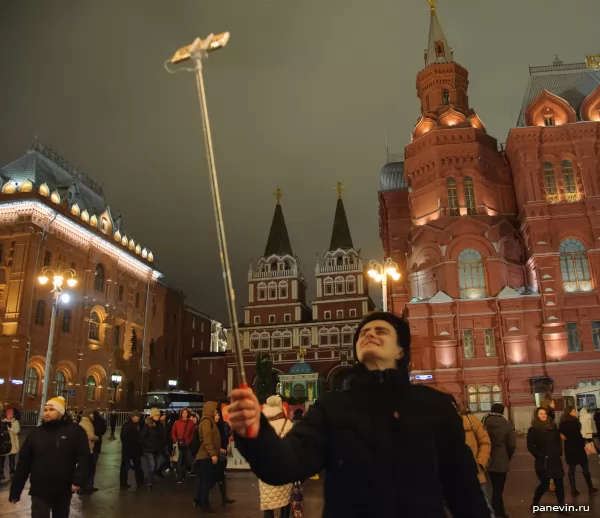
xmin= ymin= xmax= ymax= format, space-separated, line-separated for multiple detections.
xmin=170 ymin=408 xmax=195 ymax=483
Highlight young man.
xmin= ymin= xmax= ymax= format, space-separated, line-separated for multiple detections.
xmin=9 ymin=396 xmax=90 ymax=518
xmin=229 ymin=312 xmax=491 ymax=517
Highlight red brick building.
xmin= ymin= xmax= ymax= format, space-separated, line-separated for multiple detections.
xmin=379 ymin=4 xmax=600 ymax=423
xmin=225 ymin=187 xmax=373 ymax=399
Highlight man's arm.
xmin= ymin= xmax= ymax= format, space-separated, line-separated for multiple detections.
xmin=9 ymin=432 xmax=34 ymax=502
xmin=437 ymin=397 xmax=491 ymax=518
xmin=506 ymin=424 xmax=517 ymax=461
xmin=72 ymin=426 xmax=91 ymax=489
xmin=234 ymin=400 xmax=326 ymax=486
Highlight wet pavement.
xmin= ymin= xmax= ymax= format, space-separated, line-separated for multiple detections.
xmin=0 ymin=432 xmax=599 ymax=517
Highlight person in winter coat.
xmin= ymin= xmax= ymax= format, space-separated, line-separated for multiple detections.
xmin=215 ymin=401 xmax=235 ymax=506
xmin=92 ymin=410 xmax=107 ymax=456
xmin=193 ymin=401 xmax=222 ymax=512
xmin=527 ymin=407 xmax=568 ymax=514
xmin=170 ymin=408 xmax=195 ymax=483
xmin=140 ymin=408 xmax=166 ymax=490
xmin=228 ymin=311 xmax=492 ymax=518
xmin=259 ymin=396 xmax=294 ymax=518
xmin=483 ymin=403 xmax=516 ymax=518
xmin=456 ymin=402 xmax=494 ymax=516
xmin=109 ymin=411 xmax=118 ymax=437
xmin=559 ymin=406 xmax=598 ymax=496
xmin=79 ymin=409 xmax=98 ymax=494
xmin=541 ymin=398 xmax=556 ymax=422
xmin=9 ymin=396 xmax=90 ymax=517
xmin=120 ymin=411 xmax=145 ymax=490
xmin=0 ymin=409 xmax=20 ymax=480
xmin=579 ymin=407 xmax=595 ymax=440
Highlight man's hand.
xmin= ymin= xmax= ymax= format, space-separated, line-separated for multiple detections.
xmin=71 ymin=485 xmax=79 ymax=493
xmin=211 ymin=456 xmax=218 ymax=465
xmin=228 ymin=388 xmax=261 ymax=438
xmin=220 ymin=448 xmax=227 ymax=455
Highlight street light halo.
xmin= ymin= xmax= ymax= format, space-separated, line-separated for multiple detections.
xmin=59 ymin=293 xmax=70 ymax=304
xmin=38 ymin=275 xmax=49 ymax=285
xmin=53 ymin=275 xmax=64 ymax=288
xmin=67 ymin=278 xmax=77 ymax=288
xmin=367 ymin=268 xmax=378 ymax=279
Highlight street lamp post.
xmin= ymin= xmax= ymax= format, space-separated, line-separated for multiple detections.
xmin=368 ymin=258 xmax=401 ymax=312
xmin=36 ymin=267 xmax=77 ymax=425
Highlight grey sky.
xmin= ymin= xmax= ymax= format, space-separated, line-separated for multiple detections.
xmin=0 ymin=0 xmax=597 ymax=321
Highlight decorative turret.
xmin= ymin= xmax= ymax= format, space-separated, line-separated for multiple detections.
xmin=264 ymin=188 xmax=293 ymax=257
xmin=328 ymin=182 xmax=354 ymax=251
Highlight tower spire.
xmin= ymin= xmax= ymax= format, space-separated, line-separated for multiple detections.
xmin=329 ymin=183 xmax=354 ymax=251
xmin=264 ymin=188 xmax=293 ymax=257
xmin=424 ymin=0 xmax=453 ymax=67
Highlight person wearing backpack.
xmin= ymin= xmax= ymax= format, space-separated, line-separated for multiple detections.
xmin=457 ymin=402 xmax=494 ymax=517
xmin=193 ymin=401 xmax=221 ymax=513
xmin=0 ymin=409 xmax=20 ymax=480
xmin=482 ymin=404 xmax=516 ymax=518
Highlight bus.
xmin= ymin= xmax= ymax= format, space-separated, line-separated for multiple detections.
xmin=143 ymin=390 xmax=205 ymax=415
xmin=562 ymin=382 xmax=600 ymax=411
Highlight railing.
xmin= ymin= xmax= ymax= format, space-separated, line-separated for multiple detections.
xmin=319 ymin=263 xmax=363 ymax=273
xmin=251 ymin=269 xmax=296 ymax=279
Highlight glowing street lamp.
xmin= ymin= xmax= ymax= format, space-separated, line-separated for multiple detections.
xmin=368 ymin=258 xmax=401 ymax=312
xmin=36 ymin=267 xmax=77 ymax=424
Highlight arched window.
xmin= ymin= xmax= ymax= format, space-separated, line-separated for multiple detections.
xmin=442 ymin=88 xmax=450 ymax=105
xmin=131 ymin=328 xmax=138 ymax=352
xmin=464 ymin=177 xmax=476 ymax=215
xmin=346 ymin=275 xmax=356 ymax=294
xmin=278 ymin=281 xmax=288 ymax=299
xmin=86 ymin=376 xmax=97 ymax=401
xmin=260 ymin=332 xmax=270 ymax=349
xmin=272 ymin=331 xmax=282 ymax=349
xmin=54 ymin=371 xmax=66 ymax=397
xmin=329 ymin=327 xmax=340 ymax=346
xmin=250 ymin=332 xmax=260 ymax=350
xmin=35 ymin=300 xmax=45 ymax=326
xmin=25 ymin=367 xmax=38 ymax=397
xmin=267 ymin=282 xmax=277 ymax=300
xmin=300 ymin=329 xmax=311 ymax=347
xmin=458 ymin=249 xmax=487 ymax=299
xmin=435 ymin=40 xmax=445 ymax=58
xmin=334 ymin=276 xmax=345 ymax=295
xmin=257 ymin=282 xmax=267 ymax=301
xmin=282 ymin=330 xmax=292 ymax=348
xmin=318 ymin=328 xmax=329 ymax=346
xmin=561 ymin=160 xmax=577 ymax=201
xmin=560 ymin=239 xmax=592 ymax=292
xmin=341 ymin=325 xmax=354 ymax=345
xmin=543 ymin=162 xmax=558 ymax=199
xmin=323 ymin=277 xmax=334 ymax=296
xmin=447 ymin=178 xmax=459 ymax=216
xmin=88 ymin=311 xmax=100 ymax=341
xmin=94 ymin=263 xmax=105 ymax=292
xmin=293 ymin=383 xmax=306 ymax=399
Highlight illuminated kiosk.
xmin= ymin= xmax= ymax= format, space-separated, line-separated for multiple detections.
xmin=278 ymin=357 xmax=322 ymax=404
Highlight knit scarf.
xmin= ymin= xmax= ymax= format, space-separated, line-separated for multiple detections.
xmin=531 ymin=416 xmax=554 ymax=430
xmin=267 ymin=412 xmax=286 ymax=422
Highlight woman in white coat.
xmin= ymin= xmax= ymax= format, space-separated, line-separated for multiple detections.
xmin=0 ymin=409 xmax=20 ymax=480
xmin=259 ymin=396 xmax=294 ymax=518
xmin=579 ymin=408 xmax=596 ymax=440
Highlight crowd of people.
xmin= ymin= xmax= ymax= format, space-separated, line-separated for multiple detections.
xmin=2 ymin=312 xmax=600 ymax=518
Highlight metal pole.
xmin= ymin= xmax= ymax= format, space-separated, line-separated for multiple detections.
xmin=38 ymin=290 xmax=59 ymax=425
xmin=382 ymin=273 xmax=388 ymax=313
xmin=192 ymin=54 xmax=247 ymax=389
xmin=139 ymin=278 xmax=152 ymax=409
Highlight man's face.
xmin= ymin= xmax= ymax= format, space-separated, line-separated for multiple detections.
xmin=356 ymin=319 xmax=403 ymax=369
xmin=132 ymin=416 xmax=140 ymax=424
xmin=42 ymin=405 xmax=61 ymax=422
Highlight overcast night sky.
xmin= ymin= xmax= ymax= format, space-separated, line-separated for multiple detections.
xmin=0 ymin=1 xmax=597 ymax=321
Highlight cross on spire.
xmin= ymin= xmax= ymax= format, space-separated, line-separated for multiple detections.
xmin=334 ymin=182 xmax=344 ymax=199
xmin=273 ymin=187 xmax=283 ymax=204
xmin=428 ymin=0 xmax=436 ymax=12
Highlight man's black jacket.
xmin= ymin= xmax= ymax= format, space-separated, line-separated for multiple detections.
xmin=235 ymin=364 xmax=491 ymax=517
xmin=120 ymin=419 xmax=142 ymax=457
xmin=9 ymin=418 xmax=90 ymax=501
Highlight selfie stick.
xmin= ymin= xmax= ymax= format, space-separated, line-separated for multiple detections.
xmin=167 ymin=33 xmax=255 ymax=437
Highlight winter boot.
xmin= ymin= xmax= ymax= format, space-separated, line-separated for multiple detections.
xmin=218 ymin=478 xmax=235 ymax=505
xmin=584 ymin=472 xmax=598 ymax=495
xmin=568 ymin=473 xmax=579 ymax=496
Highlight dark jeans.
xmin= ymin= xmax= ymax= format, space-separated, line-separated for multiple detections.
xmin=110 ymin=425 xmax=116 ymax=436
xmin=175 ymin=445 xmax=193 ymax=480
xmin=31 ymin=495 xmax=71 ymax=518
xmin=533 ymin=473 xmax=565 ymax=505
xmin=195 ymin=459 xmax=217 ymax=508
xmin=0 ymin=454 xmax=16 ymax=476
xmin=120 ymin=453 xmax=144 ymax=487
xmin=488 ymin=472 xmax=507 ymax=517
xmin=264 ymin=505 xmax=290 ymax=518
xmin=85 ymin=453 xmax=96 ymax=492
xmin=568 ymin=455 xmax=591 ymax=477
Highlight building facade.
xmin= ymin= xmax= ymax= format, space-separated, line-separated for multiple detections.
xmin=0 ymin=141 xmax=177 ymax=412
xmin=225 ymin=187 xmax=373 ymax=400
xmin=379 ymin=4 xmax=600 ymax=419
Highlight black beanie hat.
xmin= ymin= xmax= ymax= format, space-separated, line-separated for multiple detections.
xmin=353 ymin=311 xmax=411 ymax=369
xmin=491 ymin=403 xmax=505 ymax=415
